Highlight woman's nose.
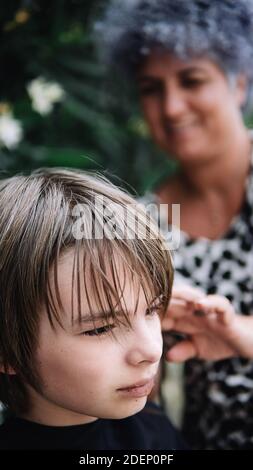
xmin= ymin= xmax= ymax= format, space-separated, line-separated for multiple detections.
xmin=163 ymin=85 xmax=187 ymax=119
xmin=125 ymin=325 xmax=163 ymax=366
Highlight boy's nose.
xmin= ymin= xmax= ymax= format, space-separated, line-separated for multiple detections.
xmin=126 ymin=328 xmax=163 ymax=366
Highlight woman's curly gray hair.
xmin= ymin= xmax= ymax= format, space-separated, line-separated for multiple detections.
xmin=95 ymin=0 xmax=253 ymax=112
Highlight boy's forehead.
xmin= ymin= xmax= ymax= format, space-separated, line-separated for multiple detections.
xmin=48 ymin=248 xmax=149 ymax=326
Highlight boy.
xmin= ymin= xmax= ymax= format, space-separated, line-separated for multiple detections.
xmin=0 ymin=168 xmax=186 ymax=450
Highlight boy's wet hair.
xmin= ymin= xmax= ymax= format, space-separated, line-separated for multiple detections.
xmin=95 ymin=0 xmax=253 ymax=114
xmin=0 ymin=168 xmax=173 ymax=414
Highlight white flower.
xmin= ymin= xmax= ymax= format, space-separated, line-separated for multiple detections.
xmin=0 ymin=112 xmax=23 ymax=150
xmin=27 ymin=76 xmax=65 ymax=115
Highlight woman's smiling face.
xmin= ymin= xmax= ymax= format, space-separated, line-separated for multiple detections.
xmin=137 ymin=51 xmax=247 ymax=164
xmin=26 ymin=249 xmax=163 ymax=426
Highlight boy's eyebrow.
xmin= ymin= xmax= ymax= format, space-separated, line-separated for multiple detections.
xmin=72 ymin=311 xmax=124 ymax=326
xmin=72 ymin=296 xmax=165 ymax=326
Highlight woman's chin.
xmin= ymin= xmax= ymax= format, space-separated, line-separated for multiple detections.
xmin=166 ymin=145 xmax=209 ymax=165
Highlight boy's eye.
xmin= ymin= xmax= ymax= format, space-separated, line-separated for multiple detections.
xmin=146 ymin=296 xmax=167 ymax=317
xmin=82 ymin=324 xmax=116 ymax=337
xmin=146 ymin=306 xmax=160 ymax=317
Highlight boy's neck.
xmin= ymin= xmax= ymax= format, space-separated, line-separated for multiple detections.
xmin=20 ymin=409 xmax=98 ymax=427
xmin=20 ymin=388 xmax=98 ymax=427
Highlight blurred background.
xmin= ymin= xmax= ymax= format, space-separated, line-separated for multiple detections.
xmin=0 ymin=0 xmax=177 ymax=195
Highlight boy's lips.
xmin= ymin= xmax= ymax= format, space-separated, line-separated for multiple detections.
xmin=117 ymin=377 xmax=155 ymax=398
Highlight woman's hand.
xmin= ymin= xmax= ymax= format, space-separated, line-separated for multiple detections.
xmin=162 ymin=286 xmax=253 ymax=362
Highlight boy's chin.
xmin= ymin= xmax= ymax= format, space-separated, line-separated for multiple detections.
xmin=109 ymin=396 xmax=147 ymax=420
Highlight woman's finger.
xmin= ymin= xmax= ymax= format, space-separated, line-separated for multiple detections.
xmin=165 ymin=317 xmax=204 ymax=335
xmin=194 ymin=295 xmax=235 ymax=326
xmin=166 ymin=298 xmax=194 ymax=319
xmin=171 ymin=285 xmax=205 ymax=303
xmin=161 ymin=317 xmax=174 ymax=330
xmin=165 ymin=340 xmax=197 ymax=362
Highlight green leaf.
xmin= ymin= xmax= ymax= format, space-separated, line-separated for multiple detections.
xmin=40 ymin=147 xmax=101 ymax=169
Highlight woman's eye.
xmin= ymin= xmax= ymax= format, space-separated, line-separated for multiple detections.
xmin=139 ymin=85 xmax=161 ymax=96
xmin=182 ymin=78 xmax=203 ymax=88
xmin=83 ymin=324 xmax=115 ymax=337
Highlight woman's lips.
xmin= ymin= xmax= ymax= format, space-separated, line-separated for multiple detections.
xmin=117 ymin=378 xmax=155 ymax=398
xmin=165 ymin=121 xmax=198 ymax=136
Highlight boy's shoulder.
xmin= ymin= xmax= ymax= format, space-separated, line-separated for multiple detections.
xmin=0 ymin=403 xmax=188 ymax=450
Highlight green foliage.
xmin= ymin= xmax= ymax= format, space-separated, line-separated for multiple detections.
xmin=0 ymin=0 xmax=173 ymax=194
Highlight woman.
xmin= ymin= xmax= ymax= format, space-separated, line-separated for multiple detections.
xmin=97 ymin=0 xmax=253 ymax=449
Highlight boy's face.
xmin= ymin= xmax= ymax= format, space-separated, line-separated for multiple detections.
xmin=26 ymin=249 xmax=163 ymax=426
